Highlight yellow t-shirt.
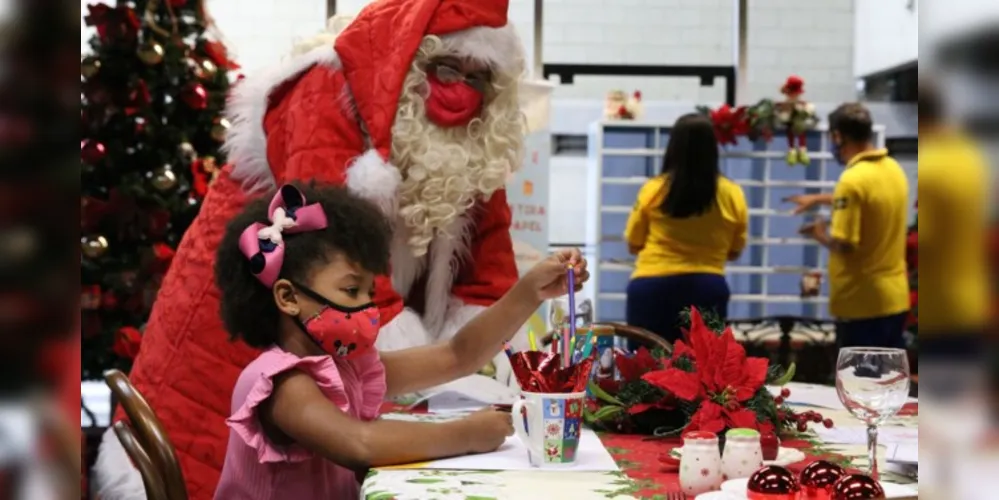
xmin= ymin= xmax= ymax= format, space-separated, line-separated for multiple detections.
xmin=624 ymin=175 xmax=748 ymax=279
xmin=828 ymin=149 xmax=910 ymax=319
xmin=917 ymin=130 xmax=989 ymax=332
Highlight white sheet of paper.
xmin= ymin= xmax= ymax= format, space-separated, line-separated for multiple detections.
xmin=412 ymin=374 xmax=519 ymax=413
xmin=886 ymin=442 xmax=918 ymax=464
xmin=814 ymin=425 xmax=918 ymax=445
xmin=768 ymin=383 xmax=916 ymax=411
xmin=388 ymin=428 xmax=619 ymax=472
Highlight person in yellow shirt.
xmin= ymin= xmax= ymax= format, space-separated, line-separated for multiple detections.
xmin=797 ymin=103 xmax=909 ymax=348
xmin=624 ymin=114 xmax=748 ymax=343
xmin=914 ymin=81 xmax=989 ymax=350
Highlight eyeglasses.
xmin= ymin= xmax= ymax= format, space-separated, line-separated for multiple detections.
xmin=427 ymin=61 xmax=491 ymax=93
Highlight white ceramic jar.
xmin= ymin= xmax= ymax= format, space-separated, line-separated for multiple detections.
xmin=721 ymin=428 xmax=764 ymax=481
xmin=679 ymin=431 xmax=723 ymax=496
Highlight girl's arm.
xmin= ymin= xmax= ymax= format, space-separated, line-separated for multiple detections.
xmin=263 ymin=370 xmax=511 ymax=469
xmin=380 ymin=249 xmax=587 ymax=397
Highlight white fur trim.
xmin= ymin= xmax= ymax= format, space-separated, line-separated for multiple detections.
xmin=223 ymin=44 xmax=341 ymax=193
xmin=437 ymin=298 xmax=529 ymax=389
xmin=440 ymin=24 xmax=525 ymax=77
xmin=345 ymin=150 xmax=402 ymax=214
xmin=92 ymin=427 xmax=147 ymax=500
xmin=375 ymin=307 xmax=432 ymax=352
xmin=422 ymin=215 xmax=476 ymax=335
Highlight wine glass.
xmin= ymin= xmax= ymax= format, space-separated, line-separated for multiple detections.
xmin=834 ymin=347 xmax=910 ymax=479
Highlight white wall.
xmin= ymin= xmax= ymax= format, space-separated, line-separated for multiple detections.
xmin=853 ymin=0 xmax=918 ymax=78
xmin=335 ymin=0 xmax=857 ymax=104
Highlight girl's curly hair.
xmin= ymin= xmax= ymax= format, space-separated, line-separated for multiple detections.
xmin=214 ymin=182 xmax=392 ymax=348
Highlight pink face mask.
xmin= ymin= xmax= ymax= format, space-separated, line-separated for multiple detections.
xmin=424 ymin=73 xmax=484 ymax=128
xmin=292 ymin=282 xmax=380 ymax=360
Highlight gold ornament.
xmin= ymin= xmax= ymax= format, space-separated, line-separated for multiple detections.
xmin=149 ymin=166 xmax=178 ymax=191
xmin=137 ymin=40 xmax=165 ymax=65
xmin=198 ymin=59 xmax=218 ymax=80
xmin=81 ymin=235 xmax=109 ymax=259
xmin=81 ymin=56 xmax=101 ymax=79
xmin=210 ymin=118 xmax=231 ymax=142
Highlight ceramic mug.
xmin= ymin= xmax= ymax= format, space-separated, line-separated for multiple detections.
xmin=512 ymin=391 xmax=585 ymax=468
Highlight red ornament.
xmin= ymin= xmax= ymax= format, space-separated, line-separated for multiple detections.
xmin=169 ymin=0 xmax=187 ymax=6
xmin=760 ymin=431 xmax=780 ymax=461
xmin=708 ymin=104 xmax=749 ymax=146
xmin=181 ymin=83 xmax=209 ymax=110
xmin=125 ymin=80 xmax=151 ymax=116
xmin=831 ymin=474 xmax=885 ymax=500
xmin=81 ymin=139 xmax=107 ymax=164
xmin=84 ymin=4 xmax=140 ymax=45
xmin=81 ymin=285 xmax=102 ymax=310
xmin=101 ymin=290 xmax=119 ymax=310
xmin=112 ymin=326 xmax=143 ymax=360
xmin=800 ymin=460 xmax=846 ymax=500
xmin=748 ymin=465 xmax=800 ymax=500
xmin=151 ymin=243 xmax=176 ymax=273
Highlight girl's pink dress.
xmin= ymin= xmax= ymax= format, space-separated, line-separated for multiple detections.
xmin=214 ymin=346 xmax=387 ymax=500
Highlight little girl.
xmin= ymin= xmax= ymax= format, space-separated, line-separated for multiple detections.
xmin=213 ymin=183 xmax=588 ymax=499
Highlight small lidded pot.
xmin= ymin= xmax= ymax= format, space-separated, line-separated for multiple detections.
xmin=721 ymin=428 xmax=764 ymax=481
xmin=679 ymin=431 xmax=723 ymax=497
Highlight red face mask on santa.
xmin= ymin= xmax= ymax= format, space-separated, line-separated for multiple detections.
xmin=425 ymin=73 xmax=484 ymax=128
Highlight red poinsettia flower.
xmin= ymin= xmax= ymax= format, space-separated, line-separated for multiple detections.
xmin=615 ymin=347 xmax=660 ymax=383
xmin=710 ymin=105 xmax=749 ymax=146
xmin=642 ymin=307 xmax=769 ymax=433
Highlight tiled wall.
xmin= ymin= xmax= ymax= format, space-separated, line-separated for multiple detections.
xmin=334 ymin=0 xmax=857 ymax=103
xmin=83 ymin=0 xmax=856 ymax=103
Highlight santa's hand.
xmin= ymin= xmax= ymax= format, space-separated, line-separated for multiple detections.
xmin=522 ymin=248 xmax=590 ymax=301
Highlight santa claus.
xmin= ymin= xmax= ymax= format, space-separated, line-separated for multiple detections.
xmin=94 ymin=0 xmax=528 ymax=498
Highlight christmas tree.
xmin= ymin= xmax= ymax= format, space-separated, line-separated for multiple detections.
xmin=80 ymin=0 xmax=239 ymax=380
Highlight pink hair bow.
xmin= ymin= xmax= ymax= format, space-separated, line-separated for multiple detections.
xmin=238 ymin=185 xmax=328 ymax=286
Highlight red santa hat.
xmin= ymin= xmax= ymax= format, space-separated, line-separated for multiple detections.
xmin=781 ymin=75 xmax=805 ymax=96
xmin=224 ymin=0 xmax=524 ymax=193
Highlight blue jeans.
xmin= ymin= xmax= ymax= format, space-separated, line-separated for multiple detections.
xmin=835 ymin=312 xmax=908 ymax=349
xmin=626 ymin=274 xmax=730 ymax=345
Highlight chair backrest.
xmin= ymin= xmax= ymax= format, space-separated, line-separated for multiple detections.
xmin=542 ymin=322 xmax=673 ymax=354
xmin=112 ymin=421 xmax=169 ymax=500
xmin=104 ymin=369 xmax=187 ymax=500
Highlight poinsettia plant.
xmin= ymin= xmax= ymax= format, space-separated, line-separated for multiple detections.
xmin=584 ymin=307 xmax=797 ymax=436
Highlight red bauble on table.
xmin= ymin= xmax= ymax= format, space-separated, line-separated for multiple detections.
xmin=747 ymin=465 xmax=800 ymax=500
xmin=180 ymin=83 xmax=209 ymax=110
xmin=800 ymin=460 xmax=847 ymax=500
xmin=831 ymin=474 xmax=885 ymax=499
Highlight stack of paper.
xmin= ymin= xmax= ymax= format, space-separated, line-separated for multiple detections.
xmin=814 ymin=426 xmax=918 ymax=465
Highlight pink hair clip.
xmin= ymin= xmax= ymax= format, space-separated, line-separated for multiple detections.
xmin=238 ymin=185 xmax=328 ymax=286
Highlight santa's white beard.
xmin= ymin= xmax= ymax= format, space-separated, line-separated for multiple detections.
xmin=388 ymin=38 xmax=525 ymax=257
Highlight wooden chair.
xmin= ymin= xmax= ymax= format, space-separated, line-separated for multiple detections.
xmin=112 ymin=421 xmax=168 ymax=500
xmin=104 ymin=369 xmax=187 ymax=500
xmin=543 ymin=322 xmax=673 ymax=354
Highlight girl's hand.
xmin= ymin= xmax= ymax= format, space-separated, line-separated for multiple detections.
xmin=520 ymin=248 xmax=590 ymax=302
xmin=456 ymin=408 xmax=514 ymax=454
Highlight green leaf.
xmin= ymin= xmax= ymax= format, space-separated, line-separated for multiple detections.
xmin=406 ymin=478 xmax=445 ymax=484
xmin=365 ymin=492 xmax=396 ymax=500
xmin=774 ymin=362 xmax=796 ymax=386
xmin=465 ymin=496 xmax=497 ymax=500
xmin=588 ymin=380 xmax=624 ymax=406
xmin=592 ymin=405 xmax=625 ymax=421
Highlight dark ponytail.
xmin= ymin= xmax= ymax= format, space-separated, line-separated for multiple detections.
xmin=660 ymin=113 xmax=720 ymax=218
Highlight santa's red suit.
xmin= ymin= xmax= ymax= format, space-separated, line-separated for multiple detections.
xmin=94 ymin=1 xmax=527 ymax=498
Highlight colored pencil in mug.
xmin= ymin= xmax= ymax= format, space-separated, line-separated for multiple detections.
xmin=565 ymin=265 xmax=577 ymax=368
xmin=503 ymin=342 xmax=514 ymax=358
xmin=527 ymin=328 xmax=538 ymax=351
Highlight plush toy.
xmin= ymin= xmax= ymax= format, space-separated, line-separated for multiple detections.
xmin=604 ymin=90 xmax=643 ymax=120
xmin=775 ymin=76 xmax=818 ymax=165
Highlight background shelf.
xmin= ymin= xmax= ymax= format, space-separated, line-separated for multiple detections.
xmin=586 ymin=121 xmax=887 ymax=323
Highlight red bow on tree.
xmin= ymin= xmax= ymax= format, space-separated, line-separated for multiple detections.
xmin=709 ymin=105 xmax=749 ymax=146
xmin=84 ymin=4 xmax=140 ymax=45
